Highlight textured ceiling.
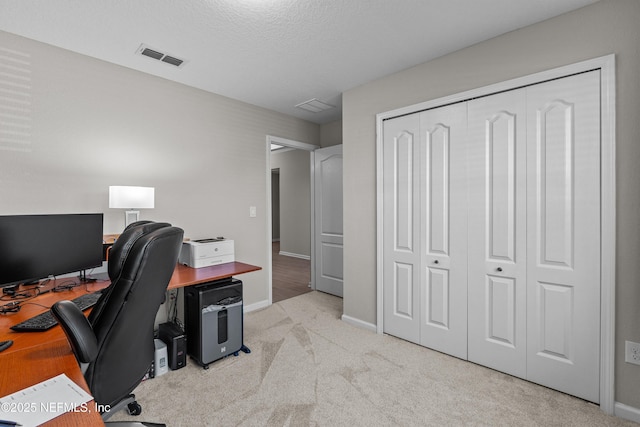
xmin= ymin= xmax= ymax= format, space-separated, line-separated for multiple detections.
xmin=0 ymin=0 xmax=597 ymax=124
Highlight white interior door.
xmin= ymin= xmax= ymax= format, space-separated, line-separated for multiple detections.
xmin=525 ymin=71 xmax=601 ymax=403
xmin=382 ymin=114 xmax=421 ymax=342
xmin=419 ymin=103 xmax=468 ymax=359
xmin=314 ymin=145 xmax=344 ymax=297
xmin=467 ymin=89 xmax=527 ymax=378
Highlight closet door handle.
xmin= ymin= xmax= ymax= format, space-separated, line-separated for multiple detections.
xmin=434 ymin=260 xmax=439 ymax=264
xmin=496 ymin=267 xmax=503 ymax=272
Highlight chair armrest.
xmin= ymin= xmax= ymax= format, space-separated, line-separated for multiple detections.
xmin=51 ymin=300 xmax=98 ymax=364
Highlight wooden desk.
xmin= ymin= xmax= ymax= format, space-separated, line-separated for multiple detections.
xmin=168 ymin=262 xmax=261 ymax=290
xmin=0 ymin=280 xmax=110 ymax=355
xmin=0 ymin=262 xmax=261 ymax=354
xmin=0 ymin=342 xmax=103 ymax=426
xmin=0 ymin=261 xmax=261 ymax=426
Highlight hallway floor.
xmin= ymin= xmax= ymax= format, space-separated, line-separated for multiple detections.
xmin=271 ymin=241 xmax=311 ymax=303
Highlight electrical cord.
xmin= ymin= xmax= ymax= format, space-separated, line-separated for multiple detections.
xmin=1 ymin=276 xmax=91 ymax=313
xmin=164 ymin=288 xmax=184 ymax=330
xmin=51 ymin=280 xmax=81 ymax=292
xmin=166 ymin=289 xmax=178 ymax=323
xmin=0 ymin=301 xmax=21 ymax=314
xmin=1 ymin=286 xmax=41 ymax=302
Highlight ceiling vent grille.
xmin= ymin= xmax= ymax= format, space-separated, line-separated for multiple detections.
xmin=161 ymin=55 xmax=184 ymax=67
xmin=295 ymin=98 xmax=335 ymax=113
xmin=136 ymin=44 xmax=186 ymax=68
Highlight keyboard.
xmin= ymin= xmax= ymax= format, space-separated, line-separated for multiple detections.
xmin=10 ymin=291 xmax=102 ymax=332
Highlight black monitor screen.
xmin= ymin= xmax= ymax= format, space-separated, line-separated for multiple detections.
xmin=0 ymin=213 xmax=103 ymax=288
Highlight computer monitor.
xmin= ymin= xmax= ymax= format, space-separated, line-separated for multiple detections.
xmin=0 ymin=213 xmax=104 ymax=288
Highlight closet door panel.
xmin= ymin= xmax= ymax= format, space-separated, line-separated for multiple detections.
xmin=486 ymin=276 xmax=517 ymax=345
xmin=426 ymin=267 xmax=449 ymax=327
xmin=467 ymin=90 xmax=527 ymax=378
xmin=419 ymin=103 xmax=467 ymax=359
xmin=526 ymin=70 xmax=601 ymax=403
xmin=382 ymin=114 xmax=421 ymax=343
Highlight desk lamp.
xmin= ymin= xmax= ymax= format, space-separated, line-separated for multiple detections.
xmin=109 ymin=186 xmax=155 ymax=227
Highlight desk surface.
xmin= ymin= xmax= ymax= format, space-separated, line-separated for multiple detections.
xmin=168 ymin=261 xmax=261 ymax=290
xmin=0 ymin=261 xmax=261 ymax=426
xmin=1 ymin=262 xmax=261 ymax=354
xmin=0 ymin=280 xmax=110 ymax=355
xmin=0 ymin=342 xmax=103 ymax=426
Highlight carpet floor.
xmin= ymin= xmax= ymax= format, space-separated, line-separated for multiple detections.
xmin=109 ymin=291 xmax=634 ymax=426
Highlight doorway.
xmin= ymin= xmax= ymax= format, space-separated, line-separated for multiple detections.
xmin=266 ymin=136 xmax=318 ymax=304
xmin=270 ymin=162 xmax=312 ymax=303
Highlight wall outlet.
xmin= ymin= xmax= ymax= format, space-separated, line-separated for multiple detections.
xmin=625 ymin=341 xmax=640 ymax=365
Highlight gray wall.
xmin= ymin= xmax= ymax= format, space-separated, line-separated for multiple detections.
xmin=270 ymin=149 xmax=311 ymax=257
xmin=0 ymin=29 xmax=319 ymax=308
xmin=342 ymin=0 xmax=640 ymax=408
xmin=320 ymin=120 xmax=342 ymax=147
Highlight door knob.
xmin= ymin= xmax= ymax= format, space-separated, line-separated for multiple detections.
xmin=434 ymin=260 xmax=439 ymax=264
xmin=496 ymin=267 xmax=503 ymax=272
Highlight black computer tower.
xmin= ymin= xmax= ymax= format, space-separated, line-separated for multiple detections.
xmin=184 ymin=278 xmax=243 ymax=368
xmin=158 ymin=322 xmax=187 ymax=370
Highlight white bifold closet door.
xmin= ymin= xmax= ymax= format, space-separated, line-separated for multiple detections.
xmin=383 ymin=70 xmax=601 ymax=403
xmin=525 ymin=71 xmax=601 ymax=403
xmin=418 ymin=104 xmax=467 ymax=359
xmin=468 ymin=71 xmax=600 ymax=402
xmin=382 ymin=104 xmax=467 ymax=359
xmin=467 ymin=89 xmax=528 ymax=379
xmin=383 ymin=113 xmax=421 ymax=343
xmin=465 ymin=71 xmax=601 ymax=402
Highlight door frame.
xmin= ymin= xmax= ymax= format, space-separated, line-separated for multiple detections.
xmin=375 ymin=54 xmax=616 ymax=413
xmin=266 ymin=135 xmax=319 ymax=305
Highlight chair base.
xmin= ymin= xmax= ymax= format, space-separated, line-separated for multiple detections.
xmin=101 ymin=393 xmax=165 ymax=427
xmin=102 ymin=393 xmax=139 ymax=421
xmin=106 ymin=422 xmax=165 ymax=427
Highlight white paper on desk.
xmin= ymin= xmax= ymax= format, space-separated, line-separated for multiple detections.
xmin=0 ymin=373 xmax=93 ymax=427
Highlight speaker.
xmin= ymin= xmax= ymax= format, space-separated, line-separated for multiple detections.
xmin=158 ymin=322 xmax=186 ymax=370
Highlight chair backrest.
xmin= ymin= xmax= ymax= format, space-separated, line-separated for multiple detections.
xmin=88 ymin=221 xmax=170 ymax=325
xmin=85 ymin=224 xmax=184 ymax=407
xmin=107 ymin=221 xmax=172 ymax=280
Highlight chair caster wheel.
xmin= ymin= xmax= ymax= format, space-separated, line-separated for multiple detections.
xmin=127 ymin=401 xmax=142 ymax=416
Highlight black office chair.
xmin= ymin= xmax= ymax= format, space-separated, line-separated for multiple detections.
xmin=51 ymin=222 xmax=184 ymax=423
xmin=88 ymin=221 xmax=171 ymax=326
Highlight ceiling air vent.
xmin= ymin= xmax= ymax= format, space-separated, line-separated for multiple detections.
xmin=161 ymin=55 xmax=184 ymax=67
xmin=136 ymin=44 xmax=186 ymax=68
xmin=295 ymin=98 xmax=335 ymax=113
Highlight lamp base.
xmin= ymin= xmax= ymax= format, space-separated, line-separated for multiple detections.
xmin=125 ymin=210 xmax=140 ymax=227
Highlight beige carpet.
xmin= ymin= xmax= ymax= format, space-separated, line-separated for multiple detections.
xmin=110 ymin=291 xmax=634 ymax=426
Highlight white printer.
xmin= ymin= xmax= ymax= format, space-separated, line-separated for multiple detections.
xmin=179 ymin=238 xmax=234 ymax=268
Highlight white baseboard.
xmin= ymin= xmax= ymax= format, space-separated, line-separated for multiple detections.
xmin=279 ymin=251 xmax=311 ymax=260
xmin=244 ymin=299 xmax=270 ymax=313
xmin=341 ymin=314 xmax=377 ymax=332
xmin=615 ymin=402 xmax=640 ymax=423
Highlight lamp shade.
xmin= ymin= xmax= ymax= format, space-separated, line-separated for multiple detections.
xmin=109 ymin=186 xmax=155 ymax=209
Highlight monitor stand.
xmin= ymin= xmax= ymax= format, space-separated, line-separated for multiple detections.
xmin=78 ymin=270 xmax=97 ymax=283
